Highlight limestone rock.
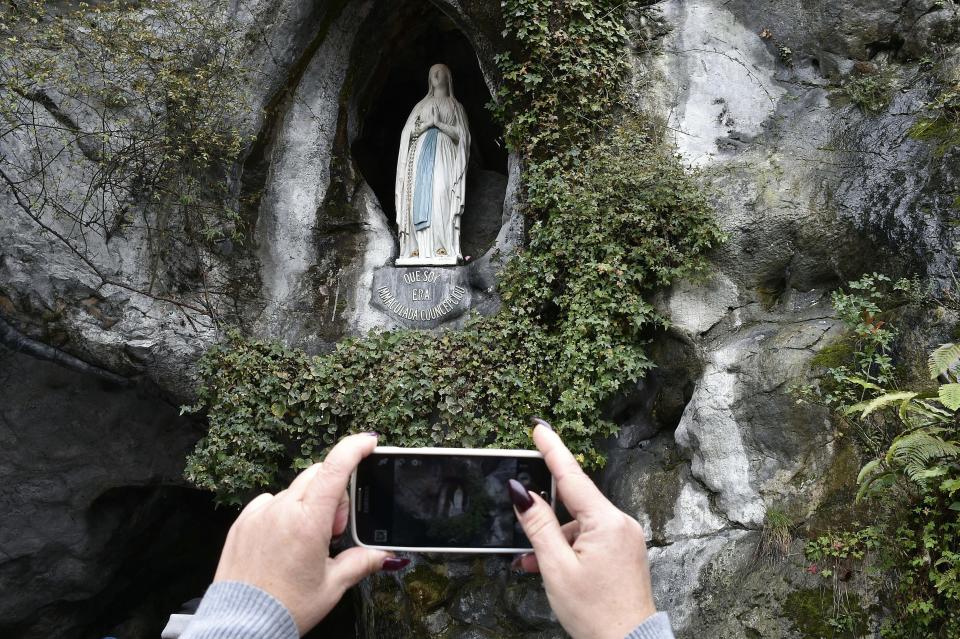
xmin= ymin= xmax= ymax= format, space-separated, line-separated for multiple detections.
xmin=0 ymin=347 xmax=233 ymax=637
xmin=652 ymin=270 xmax=739 ymax=336
xmin=2 ymin=0 xmax=960 ymax=637
xmin=0 ymin=0 xmax=519 ymax=402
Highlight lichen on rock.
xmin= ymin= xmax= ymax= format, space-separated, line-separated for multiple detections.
xmin=2 ymin=0 xmax=960 ymax=636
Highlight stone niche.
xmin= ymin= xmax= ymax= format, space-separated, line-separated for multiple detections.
xmin=245 ymin=0 xmax=516 ymax=347
xmin=351 ymin=2 xmax=508 ymax=259
xmin=349 ymin=0 xmax=512 ymax=330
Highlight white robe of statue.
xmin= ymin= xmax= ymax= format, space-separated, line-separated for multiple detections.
xmin=394 ymin=63 xmax=470 ymax=265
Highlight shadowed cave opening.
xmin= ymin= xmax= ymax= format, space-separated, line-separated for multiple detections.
xmin=0 ymin=343 xmax=361 ymax=639
xmin=350 ymin=1 xmax=509 ymax=262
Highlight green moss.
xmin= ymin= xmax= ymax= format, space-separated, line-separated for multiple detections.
xmin=804 ymin=439 xmax=869 ymax=538
xmin=367 ymin=573 xmax=408 ymax=632
xmin=756 ymin=284 xmax=783 ymax=310
xmin=908 ymin=117 xmax=960 ymax=157
xmin=638 ymin=463 xmax=683 ymax=545
xmin=783 ymin=588 xmax=832 ymax=637
xmin=810 ymin=337 xmax=856 ymax=369
xmin=782 ymin=588 xmax=868 ymax=638
xmin=403 ymin=563 xmax=451 ymax=613
xmin=910 ymin=117 xmax=952 ymax=140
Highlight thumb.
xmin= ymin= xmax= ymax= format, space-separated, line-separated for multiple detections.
xmin=509 ymin=480 xmax=576 ymax=572
xmin=328 ymin=546 xmax=394 ymax=591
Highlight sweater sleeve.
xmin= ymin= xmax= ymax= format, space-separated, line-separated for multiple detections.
xmin=177 ymin=581 xmax=299 ymax=639
xmin=624 ymin=611 xmax=676 ymax=639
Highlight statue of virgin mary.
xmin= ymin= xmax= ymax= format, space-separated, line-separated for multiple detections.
xmin=394 ymin=63 xmax=470 ymax=266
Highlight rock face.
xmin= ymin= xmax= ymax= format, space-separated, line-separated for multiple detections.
xmin=606 ymin=0 xmax=959 ymax=636
xmin=1 ymin=0 xmax=959 ymax=637
xmin=0 ymin=0 xmax=517 ymax=400
xmin=0 ymin=346 xmax=233 ymax=638
xmin=1 ymin=0 xmax=516 ymax=635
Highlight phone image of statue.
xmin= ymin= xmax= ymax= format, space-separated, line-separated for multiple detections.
xmin=394 ymin=62 xmax=471 ymax=266
xmin=392 ymin=456 xmax=517 ymax=547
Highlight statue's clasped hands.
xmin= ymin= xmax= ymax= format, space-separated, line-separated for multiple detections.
xmin=416 ymin=104 xmax=439 ymax=136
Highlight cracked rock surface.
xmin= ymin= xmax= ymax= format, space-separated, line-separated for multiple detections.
xmin=595 ymin=0 xmax=959 ymax=636
xmin=1 ymin=0 xmax=959 ymax=637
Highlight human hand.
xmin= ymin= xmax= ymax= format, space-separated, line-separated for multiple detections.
xmin=211 ymin=433 xmax=408 ymax=635
xmin=508 ymin=419 xmax=657 ymax=639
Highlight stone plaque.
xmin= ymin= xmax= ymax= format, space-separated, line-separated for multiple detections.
xmin=371 ymin=267 xmax=471 ymax=327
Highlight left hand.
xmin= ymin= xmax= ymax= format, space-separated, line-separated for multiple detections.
xmin=211 ymin=433 xmax=404 ymax=635
xmin=509 ymin=421 xmax=657 ymax=639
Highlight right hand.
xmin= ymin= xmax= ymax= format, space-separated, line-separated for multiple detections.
xmin=508 ymin=419 xmax=657 ymax=639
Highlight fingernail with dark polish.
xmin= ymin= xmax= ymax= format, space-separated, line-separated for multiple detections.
xmin=510 ymin=554 xmax=525 ymax=570
xmin=530 ymin=416 xmax=553 ymax=431
xmin=381 ymin=557 xmax=410 ymax=571
xmin=507 ymin=478 xmax=534 ymax=513
xmin=363 ymin=431 xmax=379 ymax=437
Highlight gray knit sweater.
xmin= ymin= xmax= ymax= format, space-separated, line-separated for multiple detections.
xmin=168 ymin=581 xmax=675 ymax=639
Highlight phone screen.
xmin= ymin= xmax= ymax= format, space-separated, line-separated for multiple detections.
xmin=353 ymin=451 xmax=552 ymax=550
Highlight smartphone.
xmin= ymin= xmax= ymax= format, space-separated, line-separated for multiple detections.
xmin=350 ymin=446 xmax=555 ymax=553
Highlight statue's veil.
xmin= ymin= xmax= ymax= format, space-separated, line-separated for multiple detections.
xmin=427 ymin=63 xmax=455 ymax=98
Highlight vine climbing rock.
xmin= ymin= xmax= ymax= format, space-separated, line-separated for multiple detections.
xmin=1 ymin=0 xmax=959 ymax=637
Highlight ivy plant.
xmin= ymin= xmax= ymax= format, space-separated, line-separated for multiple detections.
xmin=182 ymin=0 xmax=726 ymax=504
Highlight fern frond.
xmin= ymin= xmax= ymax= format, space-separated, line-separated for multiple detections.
xmin=856 ymin=458 xmax=883 ymax=486
xmin=845 ymin=376 xmax=883 ymax=391
xmin=886 ymin=430 xmax=960 ymax=484
xmin=845 ymin=391 xmax=918 ymax=418
xmin=904 ymin=399 xmax=954 ymax=423
xmin=938 ymin=383 xmax=960 ymax=412
xmin=928 ymin=342 xmax=960 ymax=379
xmin=911 ymin=466 xmax=949 ymax=481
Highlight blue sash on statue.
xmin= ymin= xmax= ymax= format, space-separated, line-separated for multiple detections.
xmin=412 ymin=127 xmax=439 ymax=231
